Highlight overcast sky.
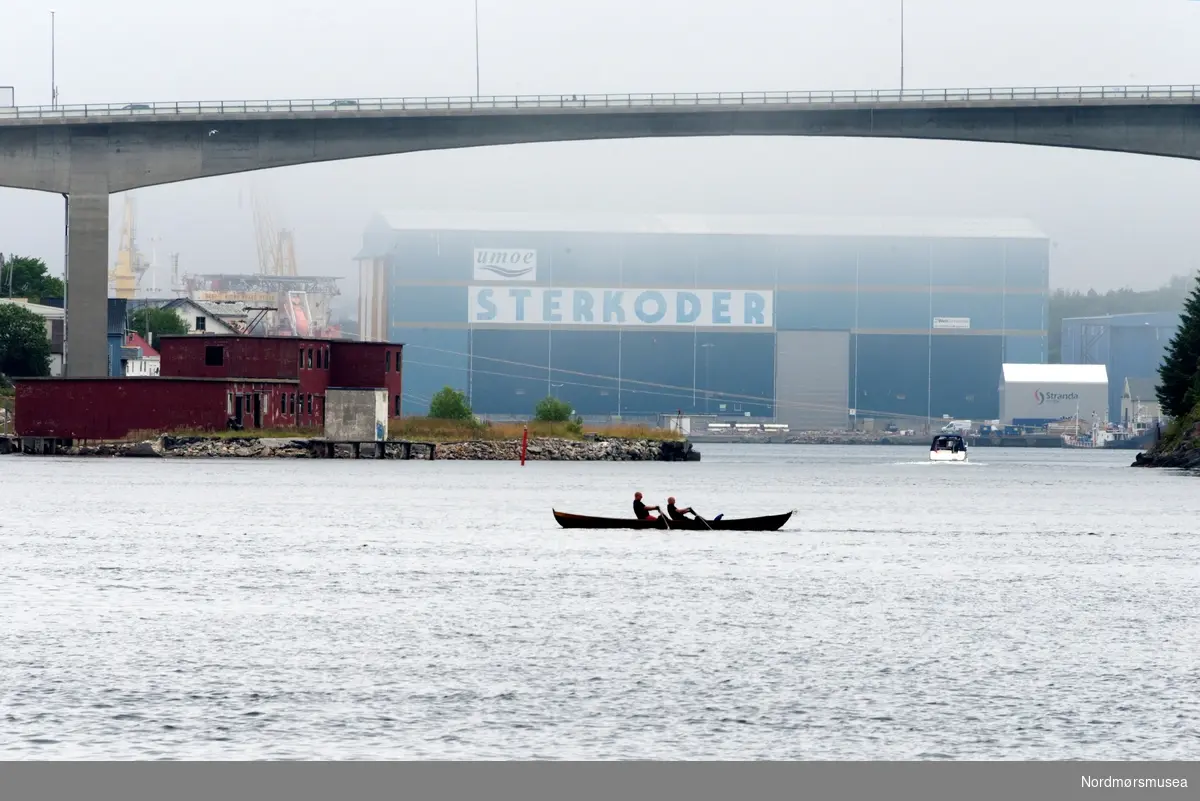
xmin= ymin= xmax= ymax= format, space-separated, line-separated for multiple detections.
xmin=2 ymin=0 xmax=1200 ymax=307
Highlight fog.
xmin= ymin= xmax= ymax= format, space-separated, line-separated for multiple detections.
xmin=2 ymin=0 xmax=1199 ymax=313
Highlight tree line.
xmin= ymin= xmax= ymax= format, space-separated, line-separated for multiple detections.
xmin=1047 ymin=274 xmax=1193 ymax=363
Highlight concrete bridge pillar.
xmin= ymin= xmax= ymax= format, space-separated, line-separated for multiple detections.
xmin=64 ymin=135 xmax=111 ymax=377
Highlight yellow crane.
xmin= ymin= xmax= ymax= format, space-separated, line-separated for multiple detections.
xmin=109 ymin=195 xmax=150 ymax=298
xmin=251 ymin=188 xmax=298 ymax=277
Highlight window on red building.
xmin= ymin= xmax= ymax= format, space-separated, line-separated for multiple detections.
xmin=307 ymin=394 xmax=312 ymax=415
xmin=385 ymin=350 xmax=390 ymax=373
xmin=280 ymin=393 xmax=287 ymax=415
xmin=307 ymin=348 xmax=313 ymax=369
xmin=297 ymin=348 xmax=304 ymax=370
xmin=395 ymin=351 xmax=401 ymax=372
xmin=394 ymin=395 xmax=401 ymax=415
xmin=289 ymin=394 xmax=296 ymax=415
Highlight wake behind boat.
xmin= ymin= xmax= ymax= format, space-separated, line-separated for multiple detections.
xmin=929 ymin=433 xmax=968 ymax=462
xmin=552 ymin=509 xmax=794 ymax=531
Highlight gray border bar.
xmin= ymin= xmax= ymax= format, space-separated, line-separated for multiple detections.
xmin=0 ymin=762 xmax=1196 ymax=801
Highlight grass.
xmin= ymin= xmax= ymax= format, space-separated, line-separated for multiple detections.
xmin=388 ymin=416 xmax=683 ymax=443
xmin=120 ymin=426 xmax=321 ymax=442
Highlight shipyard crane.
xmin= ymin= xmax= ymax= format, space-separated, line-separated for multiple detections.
xmin=251 ymin=189 xmax=298 ymax=277
xmin=109 ymin=195 xmax=151 ymax=299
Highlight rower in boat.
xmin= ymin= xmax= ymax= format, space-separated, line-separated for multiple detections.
xmin=632 ymin=491 xmax=662 ymax=521
xmin=666 ymin=497 xmax=698 ymax=523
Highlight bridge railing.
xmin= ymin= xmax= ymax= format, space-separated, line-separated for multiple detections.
xmin=1 ymin=85 xmax=1198 ymax=119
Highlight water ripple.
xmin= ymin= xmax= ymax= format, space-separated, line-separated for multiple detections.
xmin=0 ymin=445 xmax=1197 ymax=759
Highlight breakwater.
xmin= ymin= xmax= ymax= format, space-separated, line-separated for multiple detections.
xmin=0 ymin=434 xmax=699 ymax=462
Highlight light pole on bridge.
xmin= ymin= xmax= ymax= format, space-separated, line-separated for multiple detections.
xmin=50 ymin=9 xmax=57 ymax=108
xmin=900 ymin=0 xmax=905 ymax=92
xmin=474 ymin=0 xmax=481 ymax=97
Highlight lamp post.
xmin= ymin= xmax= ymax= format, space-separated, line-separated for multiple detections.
xmin=899 ymin=0 xmax=905 ymax=92
xmin=50 ymin=10 xmax=57 ymax=108
xmin=700 ymin=343 xmax=714 ymax=414
xmin=473 ymin=0 xmax=481 ymax=97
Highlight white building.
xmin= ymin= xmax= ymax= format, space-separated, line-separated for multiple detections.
xmin=999 ymin=363 xmax=1109 ymax=426
xmin=163 ymin=298 xmax=242 ymax=335
xmin=122 ymin=332 xmax=161 ymax=377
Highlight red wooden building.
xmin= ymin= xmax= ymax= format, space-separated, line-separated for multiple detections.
xmin=14 ymin=335 xmax=404 ymax=440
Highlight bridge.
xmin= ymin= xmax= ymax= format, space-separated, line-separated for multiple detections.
xmin=2 ymin=83 xmax=1200 ymax=377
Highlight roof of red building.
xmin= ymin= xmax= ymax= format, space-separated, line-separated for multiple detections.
xmin=125 ymin=331 xmax=160 ymax=359
xmin=15 ymin=376 xmax=298 ymax=384
xmin=155 ymin=334 xmax=401 ymax=346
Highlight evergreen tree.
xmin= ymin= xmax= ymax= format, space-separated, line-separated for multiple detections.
xmin=1156 ymin=275 xmax=1200 ymax=419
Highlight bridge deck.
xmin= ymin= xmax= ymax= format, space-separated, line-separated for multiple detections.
xmin=2 ymin=84 xmax=1199 ymax=124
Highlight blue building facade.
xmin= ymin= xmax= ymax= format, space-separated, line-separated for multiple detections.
xmin=1061 ymin=311 xmax=1180 ymax=419
xmin=355 ymin=212 xmax=1050 ymax=429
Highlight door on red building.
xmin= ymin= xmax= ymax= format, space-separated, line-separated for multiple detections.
xmin=253 ymin=394 xmax=262 ymax=429
xmin=234 ymin=395 xmax=244 ymax=427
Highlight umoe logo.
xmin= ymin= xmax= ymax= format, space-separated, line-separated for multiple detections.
xmin=469 ymin=287 xmax=774 ymax=328
xmin=472 ymin=248 xmax=537 ymax=281
xmin=1034 ymin=389 xmax=1079 ymax=405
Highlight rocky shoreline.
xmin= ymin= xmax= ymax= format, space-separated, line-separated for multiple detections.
xmin=1131 ymin=420 xmax=1200 ymax=469
xmin=1131 ymin=444 xmax=1200 ymax=469
xmin=2 ymin=434 xmax=697 ymax=462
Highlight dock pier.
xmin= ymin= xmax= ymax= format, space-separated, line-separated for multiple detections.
xmin=321 ymin=440 xmax=438 ymax=460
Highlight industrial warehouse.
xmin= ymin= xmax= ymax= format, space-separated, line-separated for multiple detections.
xmin=355 ymin=211 xmax=1051 ymax=429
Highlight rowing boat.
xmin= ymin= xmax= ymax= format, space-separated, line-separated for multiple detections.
xmin=552 ymin=509 xmax=794 ymax=531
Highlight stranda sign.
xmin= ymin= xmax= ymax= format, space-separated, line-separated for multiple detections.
xmin=468 ymin=286 xmax=774 ymax=327
xmin=1034 ymin=389 xmax=1080 ymax=405
xmin=473 ymin=248 xmax=537 ymax=281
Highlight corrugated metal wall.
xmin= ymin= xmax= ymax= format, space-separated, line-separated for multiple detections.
xmin=1000 ymin=380 xmax=1109 ymax=425
xmin=774 ymin=331 xmax=850 ymax=430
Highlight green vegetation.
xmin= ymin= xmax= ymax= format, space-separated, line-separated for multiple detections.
xmin=428 ymin=386 xmax=474 ymax=421
xmin=0 ymin=255 xmax=64 ymax=305
xmin=1048 ymin=274 xmax=1193 ymax=362
xmin=0 ymin=303 xmax=51 ymax=378
xmin=122 ymin=426 xmax=322 ymax=441
xmin=1156 ymin=273 xmax=1200 ymax=421
xmin=533 ymin=395 xmax=572 ymax=423
xmin=388 ymin=416 xmax=682 ymax=443
xmin=128 ymin=307 xmax=187 ymax=349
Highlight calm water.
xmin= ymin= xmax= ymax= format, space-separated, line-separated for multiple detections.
xmin=1 ymin=444 xmax=1198 ymax=760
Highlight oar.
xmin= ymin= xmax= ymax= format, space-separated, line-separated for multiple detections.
xmin=692 ymin=511 xmax=714 ymax=531
xmin=659 ymin=508 xmax=670 ymax=530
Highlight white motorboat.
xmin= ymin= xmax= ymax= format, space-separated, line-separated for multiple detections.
xmin=929 ymin=433 xmax=968 ymax=462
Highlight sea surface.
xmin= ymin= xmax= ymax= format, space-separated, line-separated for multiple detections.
xmin=1 ymin=444 xmax=1198 ymax=760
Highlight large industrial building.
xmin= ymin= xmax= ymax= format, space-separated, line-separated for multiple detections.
xmin=355 ymin=212 xmax=1051 ymax=429
xmin=1060 ymin=311 xmax=1179 ymax=422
